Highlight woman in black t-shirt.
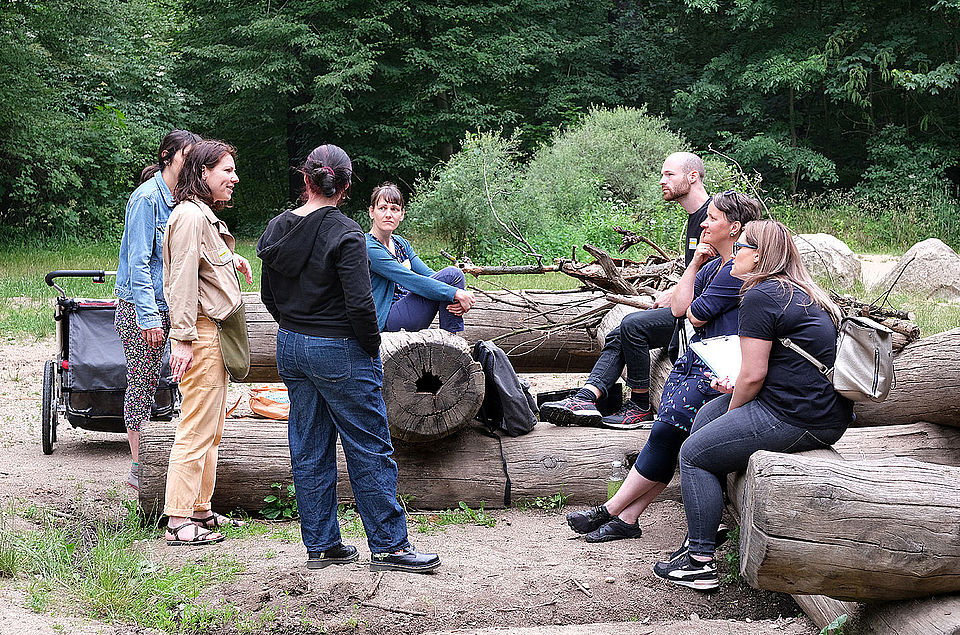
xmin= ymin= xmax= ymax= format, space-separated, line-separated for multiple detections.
xmin=653 ymin=219 xmax=853 ymax=591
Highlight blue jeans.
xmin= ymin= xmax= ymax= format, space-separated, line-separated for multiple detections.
xmin=679 ymin=394 xmax=846 ymax=558
xmin=276 ymin=329 xmax=410 ymax=554
xmin=586 ymin=307 xmax=678 ymax=395
xmin=385 ymin=266 xmax=466 ymax=333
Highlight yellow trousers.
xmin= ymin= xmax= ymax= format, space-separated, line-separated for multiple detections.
xmin=163 ymin=317 xmax=228 ymax=518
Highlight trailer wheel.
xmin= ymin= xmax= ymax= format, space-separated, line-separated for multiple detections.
xmin=42 ymin=360 xmax=57 ymax=455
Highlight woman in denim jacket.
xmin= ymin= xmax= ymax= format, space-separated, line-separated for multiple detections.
xmin=114 ymin=129 xmax=200 ymax=490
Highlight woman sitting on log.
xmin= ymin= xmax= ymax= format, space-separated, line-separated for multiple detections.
xmin=365 ymin=183 xmax=475 ymax=333
xmin=654 ymin=219 xmax=853 ymax=591
xmin=257 ymin=146 xmax=440 ymax=573
xmin=564 ymin=191 xmax=761 ymax=544
xmin=162 ymin=139 xmax=253 ymax=546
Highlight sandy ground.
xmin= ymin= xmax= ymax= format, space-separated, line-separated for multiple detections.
xmin=0 ymin=334 xmax=821 ymax=635
xmin=857 ymin=253 xmax=899 ymax=289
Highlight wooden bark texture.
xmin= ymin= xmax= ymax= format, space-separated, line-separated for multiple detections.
xmin=735 ymin=451 xmax=960 ymax=601
xmin=853 ymin=327 xmax=960 ymax=428
xmin=834 ymin=422 xmax=960 ymax=467
xmin=138 ymin=420 xmax=676 ymax=514
xmin=378 ymin=329 xmax=485 ymax=443
xmin=247 ymin=290 xmax=613 ymax=377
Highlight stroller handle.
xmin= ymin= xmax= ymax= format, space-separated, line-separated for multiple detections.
xmin=45 ymin=270 xmax=117 ymax=298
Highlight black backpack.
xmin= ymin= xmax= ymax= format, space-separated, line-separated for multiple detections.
xmin=472 ymin=340 xmax=538 ymax=437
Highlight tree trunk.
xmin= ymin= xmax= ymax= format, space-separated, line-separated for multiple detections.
xmin=854 ymin=328 xmax=960 ymax=428
xmin=246 ymin=290 xmax=613 ymax=379
xmin=834 ymin=422 xmax=960 ymax=467
xmin=137 ymin=421 xmax=678 ymax=514
xmin=732 ymin=450 xmax=960 ymax=601
xmin=379 ymin=329 xmax=485 ymax=443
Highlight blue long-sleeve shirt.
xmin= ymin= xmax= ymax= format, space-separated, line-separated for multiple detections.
xmin=365 ymin=233 xmax=457 ymax=330
xmin=114 ymin=172 xmax=174 ymax=329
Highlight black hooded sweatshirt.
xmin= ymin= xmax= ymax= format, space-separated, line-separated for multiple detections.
xmin=257 ymin=206 xmax=381 ymax=357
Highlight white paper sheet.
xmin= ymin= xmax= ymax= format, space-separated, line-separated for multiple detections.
xmin=689 ymin=335 xmax=742 ymax=386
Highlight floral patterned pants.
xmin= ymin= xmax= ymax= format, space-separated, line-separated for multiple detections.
xmin=114 ymin=299 xmax=170 ymax=431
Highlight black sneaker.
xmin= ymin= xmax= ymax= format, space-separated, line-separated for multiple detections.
xmin=370 ymin=545 xmax=441 ymax=573
xmin=653 ymin=553 xmax=718 ymax=590
xmin=566 ymin=505 xmax=611 ymax=534
xmin=307 ymin=543 xmax=359 ymax=569
xmin=584 ymin=517 xmax=643 ymax=543
xmin=667 ymin=523 xmax=730 ymax=562
xmin=599 ymin=399 xmax=655 ymax=430
xmin=540 ymin=396 xmax=601 ymax=427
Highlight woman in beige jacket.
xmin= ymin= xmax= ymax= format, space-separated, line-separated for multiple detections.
xmin=162 ymin=139 xmax=253 ymax=546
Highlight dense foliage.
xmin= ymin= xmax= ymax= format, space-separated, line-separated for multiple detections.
xmin=3 ymin=0 xmax=958 ymax=248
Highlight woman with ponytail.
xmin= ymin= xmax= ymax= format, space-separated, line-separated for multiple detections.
xmin=654 ymin=219 xmax=853 ymax=591
xmin=114 ymin=129 xmax=200 ymax=491
xmin=258 ymin=144 xmax=440 ymax=572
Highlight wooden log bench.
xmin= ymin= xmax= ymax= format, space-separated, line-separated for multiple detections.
xmin=138 ymin=421 xmax=675 ymax=514
xmin=731 ymin=450 xmax=960 ymax=602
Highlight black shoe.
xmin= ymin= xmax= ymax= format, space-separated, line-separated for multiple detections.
xmin=584 ymin=517 xmax=643 ymax=543
xmin=306 ymin=543 xmax=359 ymax=569
xmin=566 ymin=504 xmax=611 ymax=534
xmin=599 ymin=400 xmax=655 ymax=430
xmin=653 ymin=553 xmax=718 ymax=590
xmin=370 ymin=545 xmax=441 ymax=573
xmin=667 ymin=523 xmax=730 ymax=562
xmin=540 ymin=396 xmax=602 ymax=427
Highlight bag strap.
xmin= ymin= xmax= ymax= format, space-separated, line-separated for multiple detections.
xmin=779 ymin=336 xmax=832 ymax=378
xmin=476 ymin=411 xmax=512 ymax=508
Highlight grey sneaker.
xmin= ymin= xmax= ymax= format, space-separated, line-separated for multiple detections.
xmin=127 ymin=462 xmax=140 ymax=491
xmin=540 ymin=396 xmax=601 ymax=427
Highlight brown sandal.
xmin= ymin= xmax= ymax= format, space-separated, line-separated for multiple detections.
xmin=190 ymin=512 xmax=245 ymax=530
xmin=165 ymin=521 xmax=224 ymax=546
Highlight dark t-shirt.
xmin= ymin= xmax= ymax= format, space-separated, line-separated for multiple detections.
xmin=738 ymin=280 xmax=853 ymax=429
xmin=683 ymin=197 xmax=710 ymax=266
xmin=690 ymin=257 xmax=741 ymax=342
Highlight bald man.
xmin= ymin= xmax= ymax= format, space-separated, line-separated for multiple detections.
xmin=541 ymin=152 xmax=711 ymax=430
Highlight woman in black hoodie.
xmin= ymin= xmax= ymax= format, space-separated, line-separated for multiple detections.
xmin=257 ymin=144 xmax=439 ymax=573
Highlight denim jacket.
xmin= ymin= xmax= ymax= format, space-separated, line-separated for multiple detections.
xmin=114 ymin=172 xmax=174 ymax=329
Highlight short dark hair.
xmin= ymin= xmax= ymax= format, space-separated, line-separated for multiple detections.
xmin=173 ymin=139 xmax=237 ymax=211
xmin=140 ymin=129 xmax=201 ymax=184
xmin=369 ymin=182 xmax=404 ymax=208
xmin=302 ymin=144 xmax=352 ymax=199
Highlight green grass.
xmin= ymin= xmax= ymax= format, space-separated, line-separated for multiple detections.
xmin=0 ymin=501 xmax=247 ymax=633
xmin=412 ymin=501 xmax=497 ymax=534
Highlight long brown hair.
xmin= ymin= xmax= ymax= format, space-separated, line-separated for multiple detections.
xmin=173 ymin=140 xmax=236 ymax=211
xmin=739 ymin=220 xmax=842 ymax=325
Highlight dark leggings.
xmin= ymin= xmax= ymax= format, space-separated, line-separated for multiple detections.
xmin=633 ymin=421 xmax=688 ymax=484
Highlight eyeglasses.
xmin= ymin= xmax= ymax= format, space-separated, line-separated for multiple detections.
xmin=732 ymin=240 xmax=757 ymax=255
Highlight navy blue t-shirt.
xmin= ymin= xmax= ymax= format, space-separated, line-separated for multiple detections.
xmin=738 ymin=280 xmax=853 ymax=429
xmin=689 ymin=256 xmax=741 ymax=343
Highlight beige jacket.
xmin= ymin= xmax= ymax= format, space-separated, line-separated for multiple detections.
xmin=163 ymin=200 xmax=242 ymax=342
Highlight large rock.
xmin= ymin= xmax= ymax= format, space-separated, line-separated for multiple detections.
xmin=793 ymin=233 xmax=860 ymax=289
xmin=877 ymin=238 xmax=960 ymax=301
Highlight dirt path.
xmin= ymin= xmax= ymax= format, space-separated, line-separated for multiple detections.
xmin=0 ymin=337 xmax=817 ymax=635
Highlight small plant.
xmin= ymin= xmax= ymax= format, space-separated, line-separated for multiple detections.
xmin=338 ymin=504 xmax=366 ymax=538
xmin=721 ymin=525 xmax=741 ymax=584
xmin=821 ymin=613 xmax=849 ymax=635
xmin=518 ymin=489 xmax=571 ymax=511
xmin=260 ymin=483 xmax=298 ymax=520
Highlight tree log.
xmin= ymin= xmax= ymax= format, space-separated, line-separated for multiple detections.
xmin=138 ymin=421 xmax=676 ymax=514
xmin=854 ymin=328 xmax=960 ymax=428
xmin=733 ymin=450 xmax=960 ymax=601
xmin=378 ymin=329 xmax=485 ymax=443
xmin=834 ymin=422 xmax=960 ymax=467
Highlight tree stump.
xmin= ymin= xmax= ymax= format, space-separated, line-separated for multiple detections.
xmin=854 ymin=327 xmax=960 ymax=428
xmin=733 ymin=450 xmax=960 ymax=601
xmin=138 ymin=421 xmax=674 ymax=514
xmin=379 ymin=329 xmax=485 ymax=443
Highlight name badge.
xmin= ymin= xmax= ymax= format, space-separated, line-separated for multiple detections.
xmin=688 ymin=238 xmax=698 ymax=250
xmin=218 ymin=247 xmax=233 ymax=264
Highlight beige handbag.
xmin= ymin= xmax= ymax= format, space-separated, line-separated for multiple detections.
xmin=781 ymin=315 xmax=894 ymax=402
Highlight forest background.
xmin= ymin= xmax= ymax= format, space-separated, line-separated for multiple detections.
xmin=2 ymin=0 xmax=959 ymax=264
